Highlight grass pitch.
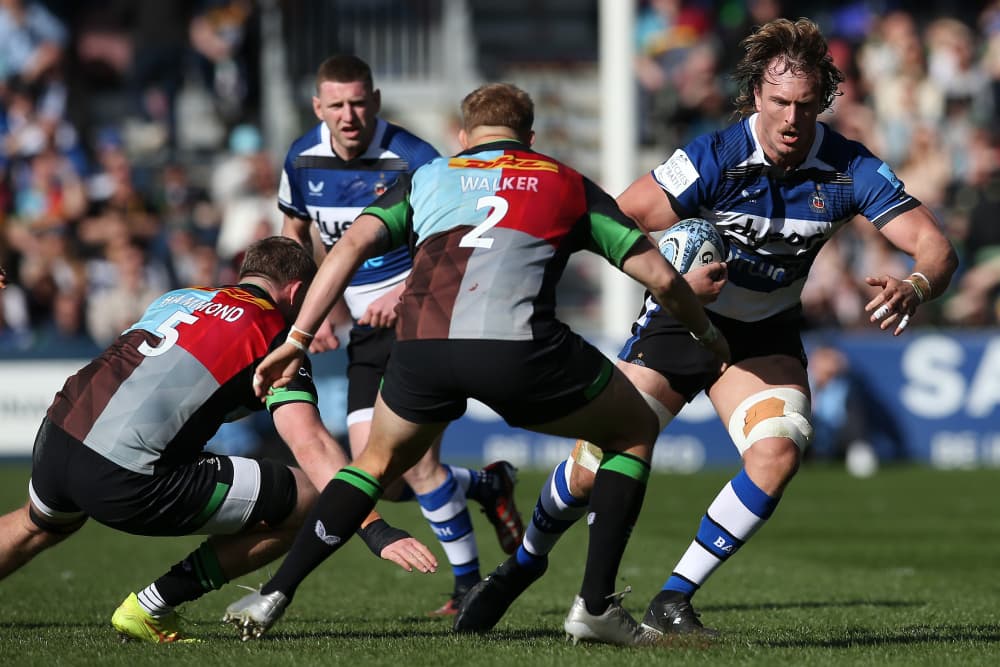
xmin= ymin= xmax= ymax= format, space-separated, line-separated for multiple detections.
xmin=0 ymin=462 xmax=997 ymax=666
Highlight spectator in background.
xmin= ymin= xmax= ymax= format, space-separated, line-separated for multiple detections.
xmin=85 ymin=240 xmax=165 ymax=346
xmin=634 ymin=0 xmax=714 ymax=146
xmin=212 ymin=124 xmax=282 ymax=263
xmin=808 ymin=343 xmax=905 ymax=476
xmin=29 ymin=288 xmax=99 ymax=356
xmin=0 ymin=0 xmax=68 ymax=121
xmin=189 ymin=0 xmax=260 ymax=130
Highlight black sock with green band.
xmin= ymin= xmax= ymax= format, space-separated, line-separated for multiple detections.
xmin=579 ymin=451 xmax=650 ymax=615
xmin=263 ymin=466 xmax=382 ymax=600
xmin=153 ymin=541 xmax=229 ymax=607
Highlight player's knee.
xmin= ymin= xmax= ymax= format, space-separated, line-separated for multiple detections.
xmin=26 ymin=501 xmax=85 ymax=541
xmin=568 ymin=440 xmax=600 ymax=496
xmin=728 ymin=388 xmax=813 ymax=457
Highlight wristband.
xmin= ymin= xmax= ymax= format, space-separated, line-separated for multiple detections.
xmin=906 ymin=272 xmax=931 ymax=302
xmin=285 ymin=325 xmax=314 ymax=351
xmin=690 ymin=320 xmax=720 ymax=344
xmin=357 ymin=518 xmax=410 ymax=556
xmin=902 ymin=279 xmax=924 ymax=303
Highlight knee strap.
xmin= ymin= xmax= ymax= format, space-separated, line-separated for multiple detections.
xmin=727 ymin=388 xmax=813 ymax=455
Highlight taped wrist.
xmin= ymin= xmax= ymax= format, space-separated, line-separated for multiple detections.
xmin=356 ymin=518 xmax=410 ymax=556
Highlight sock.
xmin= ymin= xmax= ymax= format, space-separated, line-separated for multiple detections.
xmin=517 ymin=458 xmax=588 ymax=570
xmin=140 ymin=541 xmax=228 ymax=614
xmin=262 ymin=466 xmax=381 ymax=600
xmin=662 ymin=468 xmax=780 ymax=598
xmin=417 ymin=467 xmax=480 ymax=592
xmin=579 ymin=452 xmax=649 ymax=615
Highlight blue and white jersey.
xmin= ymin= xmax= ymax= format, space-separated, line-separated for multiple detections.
xmin=650 ymin=114 xmax=919 ymax=321
xmin=278 ymin=118 xmax=439 ymax=314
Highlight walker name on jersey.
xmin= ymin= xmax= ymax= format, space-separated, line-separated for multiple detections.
xmin=310 ymin=206 xmax=363 ymax=246
xmin=459 ymin=174 xmax=540 ymax=193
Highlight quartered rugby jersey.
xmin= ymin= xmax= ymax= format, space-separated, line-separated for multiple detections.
xmin=651 ymin=114 xmax=920 ymax=321
xmin=363 ymin=140 xmax=644 ymax=341
xmin=45 ymin=284 xmax=317 ymax=475
xmin=277 ymin=118 xmax=439 ymax=287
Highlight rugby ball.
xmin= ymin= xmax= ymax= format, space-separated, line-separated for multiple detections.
xmin=657 ymin=218 xmax=726 ymax=274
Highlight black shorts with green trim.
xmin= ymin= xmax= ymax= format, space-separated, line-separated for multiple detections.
xmin=379 ymin=329 xmax=613 ymax=427
xmin=346 ymin=325 xmax=395 ymax=414
xmin=27 ymin=418 xmax=296 ymax=536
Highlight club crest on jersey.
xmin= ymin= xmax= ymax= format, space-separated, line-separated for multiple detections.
xmin=308 ymin=179 xmax=324 ymax=195
xmin=810 ymin=190 xmax=825 ymax=211
xmin=373 ymin=179 xmax=387 ymax=196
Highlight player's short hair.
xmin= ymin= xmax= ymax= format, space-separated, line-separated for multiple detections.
xmin=239 ymin=236 xmax=317 ymax=288
xmin=732 ymin=18 xmax=844 ymax=117
xmin=460 ymin=83 xmax=534 ymax=142
xmin=315 ymin=54 xmax=374 ymax=92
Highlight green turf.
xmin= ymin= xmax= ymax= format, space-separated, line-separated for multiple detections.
xmin=1 ymin=463 xmax=997 ymax=666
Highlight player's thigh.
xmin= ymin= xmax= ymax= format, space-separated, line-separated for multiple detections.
xmin=529 ymin=365 xmax=659 ymax=456
xmin=709 ymin=354 xmax=810 ymax=431
xmin=616 ymin=358 xmax=688 ymax=417
xmin=353 ymin=394 xmax=449 ymax=485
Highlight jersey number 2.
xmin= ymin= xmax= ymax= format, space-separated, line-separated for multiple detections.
xmin=459 ymin=195 xmax=509 ymax=249
xmin=138 ymin=310 xmax=199 ymax=357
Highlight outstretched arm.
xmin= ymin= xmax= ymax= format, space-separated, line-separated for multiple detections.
xmin=254 ymin=215 xmax=392 ymax=397
xmin=864 ymin=204 xmax=959 ymax=335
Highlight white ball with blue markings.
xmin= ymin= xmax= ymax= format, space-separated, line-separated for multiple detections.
xmin=657 ymin=218 xmax=726 ymax=274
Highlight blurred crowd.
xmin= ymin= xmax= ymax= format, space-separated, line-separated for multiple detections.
xmin=2 ymin=1 xmax=999 ymax=361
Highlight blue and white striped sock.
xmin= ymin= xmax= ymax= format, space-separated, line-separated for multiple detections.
xmin=416 ymin=467 xmax=480 ymax=590
xmin=662 ymin=468 xmax=779 ymax=597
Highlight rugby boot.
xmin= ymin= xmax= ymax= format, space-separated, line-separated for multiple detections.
xmin=222 ymin=589 xmax=289 ymax=641
xmin=640 ymin=589 xmax=718 ymax=637
xmin=453 ymin=554 xmax=547 ymax=633
xmin=477 ymin=461 xmax=525 ymax=554
xmin=111 ymin=593 xmax=200 ymax=644
xmin=563 ymin=591 xmax=653 ymax=646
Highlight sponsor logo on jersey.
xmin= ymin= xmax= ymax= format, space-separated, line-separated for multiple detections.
xmin=877 ymin=162 xmax=902 ymax=189
xmin=448 ymin=154 xmax=559 ymax=172
xmin=654 ymin=149 xmax=700 ymax=196
xmin=308 ymin=179 xmax=325 ymax=195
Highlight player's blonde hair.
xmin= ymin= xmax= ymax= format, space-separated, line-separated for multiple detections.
xmin=732 ymin=18 xmax=844 ymax=117
xmin=460 ymin=83 xmax=534 ymax=142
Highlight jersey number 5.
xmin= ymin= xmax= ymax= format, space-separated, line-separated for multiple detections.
xmin=459 ymin=195 xmax=509 ymax=249
xmin=138 ymin=310 xmax=199 ymax=357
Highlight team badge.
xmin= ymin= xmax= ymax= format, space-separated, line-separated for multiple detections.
xmin=374 ymin=175 xmax=387 ymax=196
xmin=810 ymin=188 xmax=825 ymax=212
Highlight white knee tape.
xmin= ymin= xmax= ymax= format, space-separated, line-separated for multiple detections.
xmin=570 ymin=440 xmax=603 ymax=474
xmin=638 ymin=389 xmax=676 ymax=432
xmin=727 ymin=388 xmax=813 ymax=455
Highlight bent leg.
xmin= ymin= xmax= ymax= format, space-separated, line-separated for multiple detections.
xmin=0 ymin=501 xmax=81 ymax=580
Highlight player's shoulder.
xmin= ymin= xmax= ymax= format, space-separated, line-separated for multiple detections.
xmin=285 ymin=123 xmax=325 ymax=160
xmin=814 ymin=122 xmax=878 ymax=171
xmin=381 ymin=121 xmax=440 ymax=163
xmin=686 ymin=118 xmax=755 ymax=170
